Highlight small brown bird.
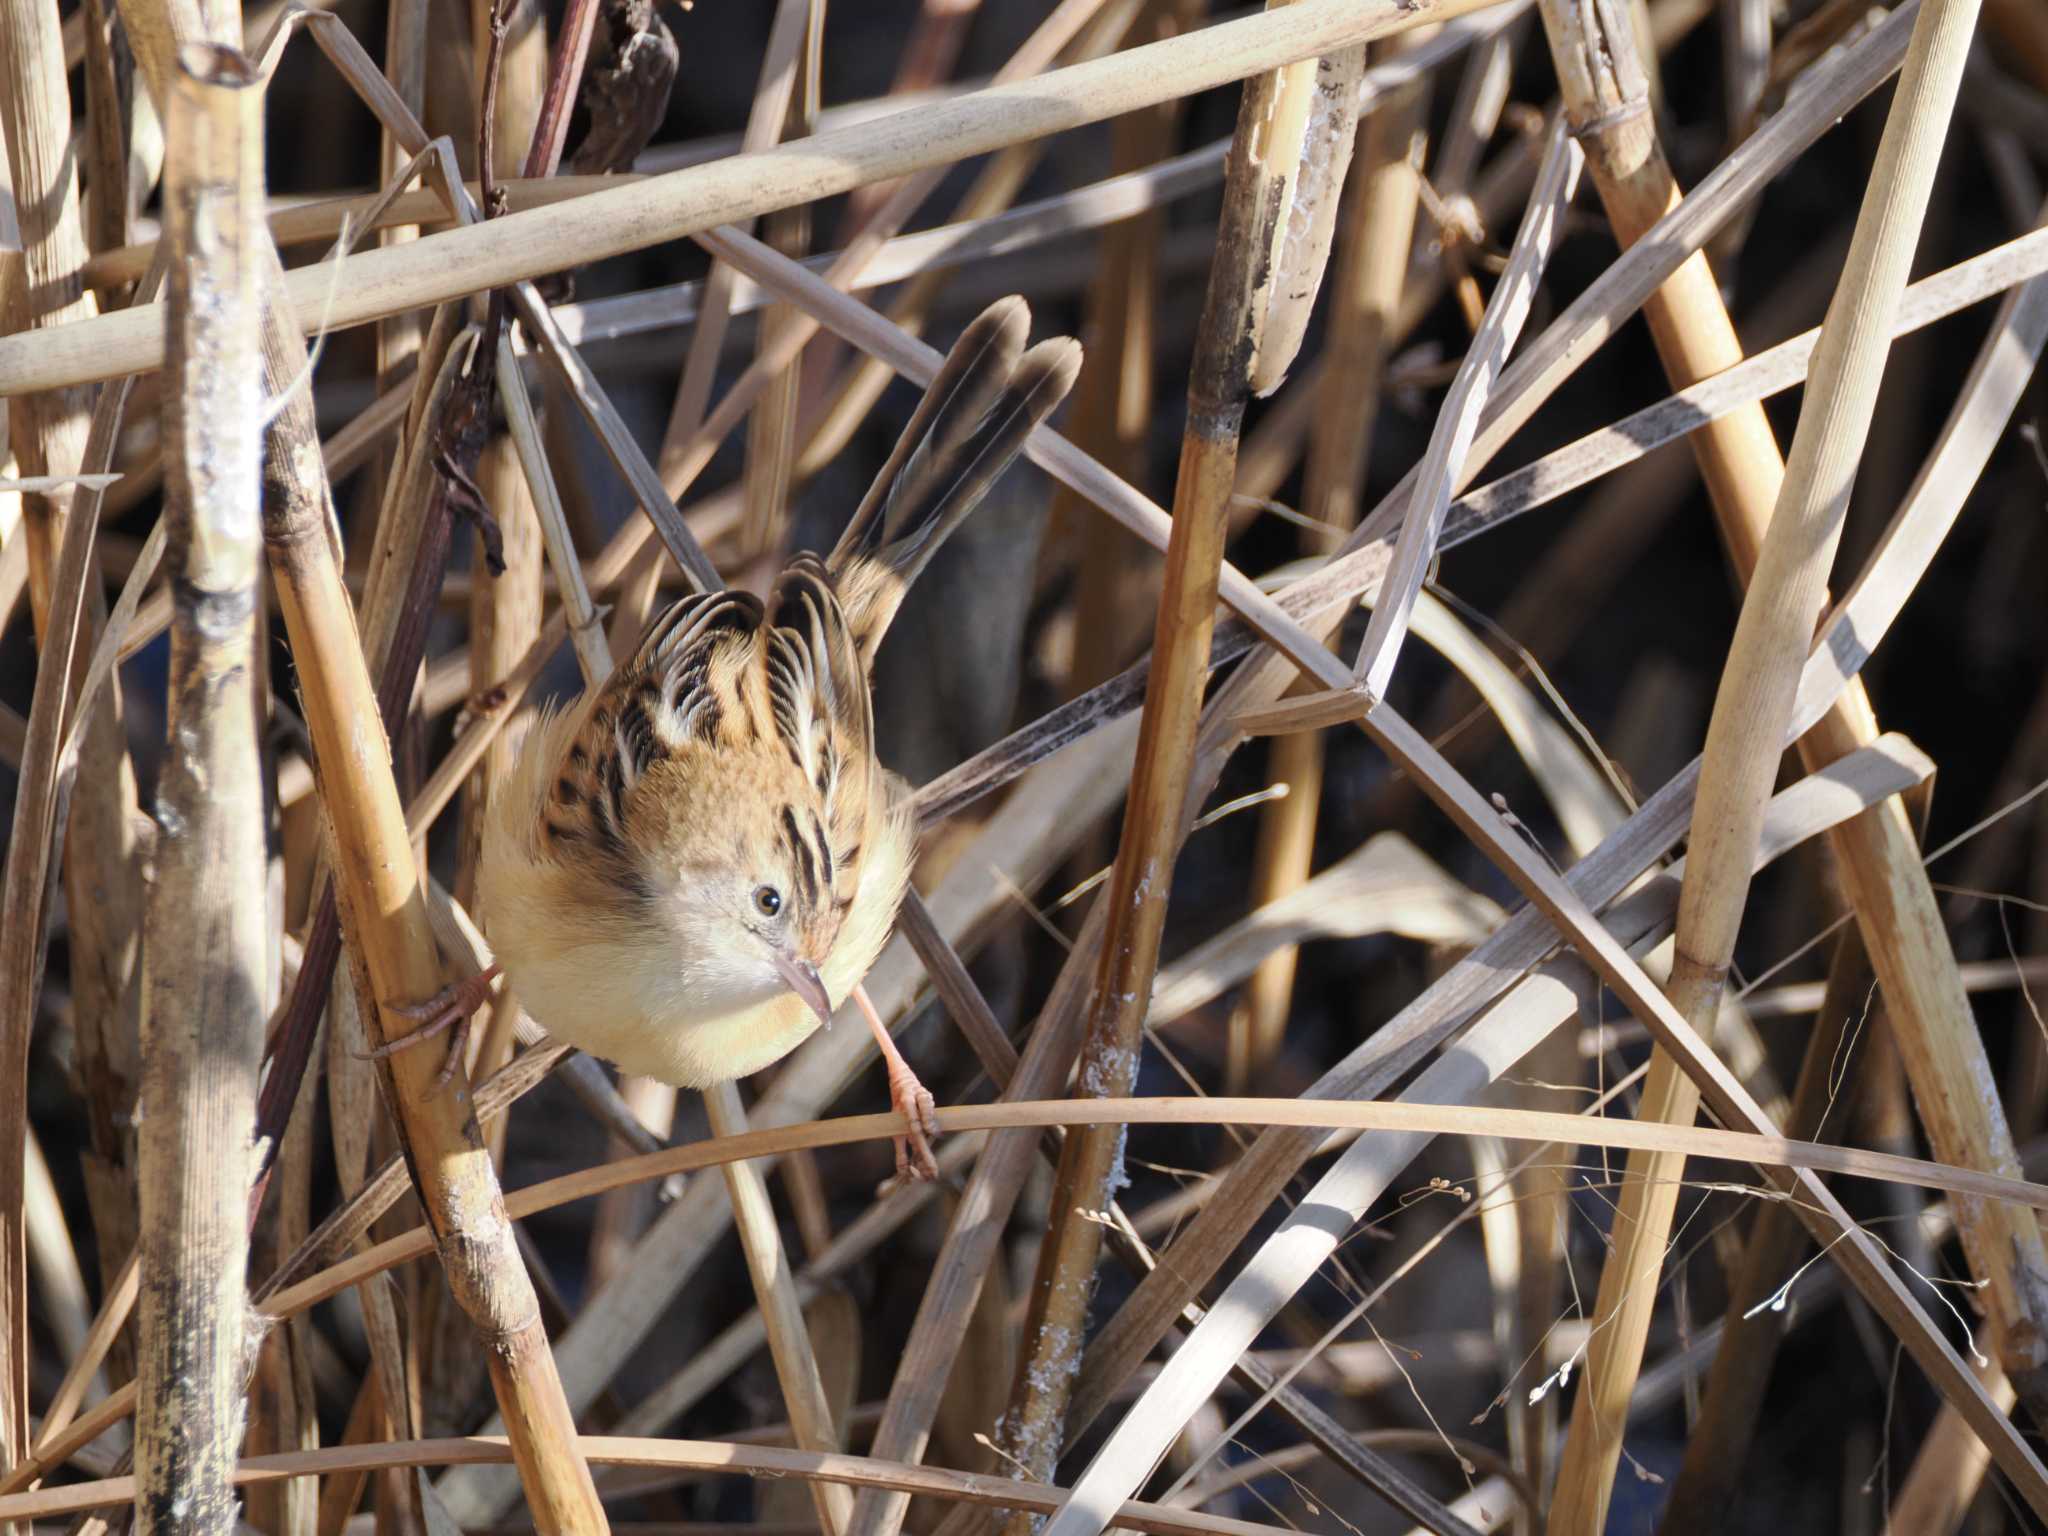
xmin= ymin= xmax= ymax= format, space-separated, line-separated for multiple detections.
xmin=472 ymin=299 xmax=1079 ymax=1182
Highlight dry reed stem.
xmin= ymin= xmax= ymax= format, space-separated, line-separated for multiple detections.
xmin=1449 ymin=221 xmax=2048 ymax=529
xmin=1036 ymin=727 xmax=1934 ymax=1536
xmin=1533 ymin=0 xmax=1810 ymax=1513
xmin=428 ymin=3 xmax=548 ymax=1441
xmin=702 ymin=1084 xmax=852 ymax=1536
xmin=264 ymin=1064 xmax=2048 ymax=1334
xmin=266 ymin=441 xmax=609 ymax=1528
xmin=0 ymin=389 xmax=145 ymax=1512
xmin=0 ymin=0 xmax=1506 ymax=396
xmin=1666 ymin=195 xmax=2048 ymax=1530
xmin=1237 ymin=49 xmax=1427 ymax=1087
xmin=85 ymin=173 xmax=620 ymax=288
xmin=18 ymin=1132 xmax=95 ymax=1435
xmin=34 ymin=1251 xmax=136 ymax=1455
xmin=135 ymin=45 xmax=268 ymax=1536
xmin=492 ymin=343 xmax=609 ymax=682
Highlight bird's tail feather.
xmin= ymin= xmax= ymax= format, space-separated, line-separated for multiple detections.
xmin=828 ymin=297 xmax=1081 ymax=658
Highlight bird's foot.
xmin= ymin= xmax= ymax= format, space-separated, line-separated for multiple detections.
xmin=361 ymin=964 xmax=502 ymax=1090
xmin=876 ymin=1062 xmax=940 ymax=1196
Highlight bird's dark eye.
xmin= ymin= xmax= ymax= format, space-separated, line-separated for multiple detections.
xmin=753 ymin=886 xmax=784 ymax=917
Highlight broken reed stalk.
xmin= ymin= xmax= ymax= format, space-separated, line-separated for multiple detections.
xmin=133 ymin=46 xmax=269 ymax=1536
xmin=1543 ymin=0 xmax=2041 ymax=1517
xmin=1544 ymin=0 xmax=2002 ymax=1519
xmin=1236 ymin=45 xmax=1426 ymax=1090
xmin=992 ymin=21 xmax=1362 ymax=1510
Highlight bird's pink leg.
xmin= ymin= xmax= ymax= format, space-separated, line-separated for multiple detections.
xmin=361 ymin=963 xmax=503 ymax=1089
xmin=851 ymin=981 xmax=939 ymax=1186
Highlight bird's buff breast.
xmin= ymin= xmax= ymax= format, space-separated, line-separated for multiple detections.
xmin=477 ymin=700 xmax=912 ymax=1088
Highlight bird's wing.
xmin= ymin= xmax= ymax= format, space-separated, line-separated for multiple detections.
xmin=762 ymin=555 xmax=874 ymax=895
xmin=541 ymin=589 xmax=764 ymax=865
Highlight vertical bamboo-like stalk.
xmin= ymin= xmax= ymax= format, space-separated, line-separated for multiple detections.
xmin=989 ymin=29 xmax=1358 ymax=1513
xmin=375 ymin=0 xmax=427 ymax=472
xmin=1544 ymin=0 xmax=2000 ymax=1520
xmin=459 ymin=0 xmax=546 ymax=1052
xmin=136 ymin=44 xmax=267 ymax=1536
xmin=1234 ymin=55 xmax=1425 ymax=1088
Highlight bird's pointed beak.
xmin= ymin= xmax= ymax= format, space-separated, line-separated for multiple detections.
xmin=772 ymin=951 xmax=835 ymax=1030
